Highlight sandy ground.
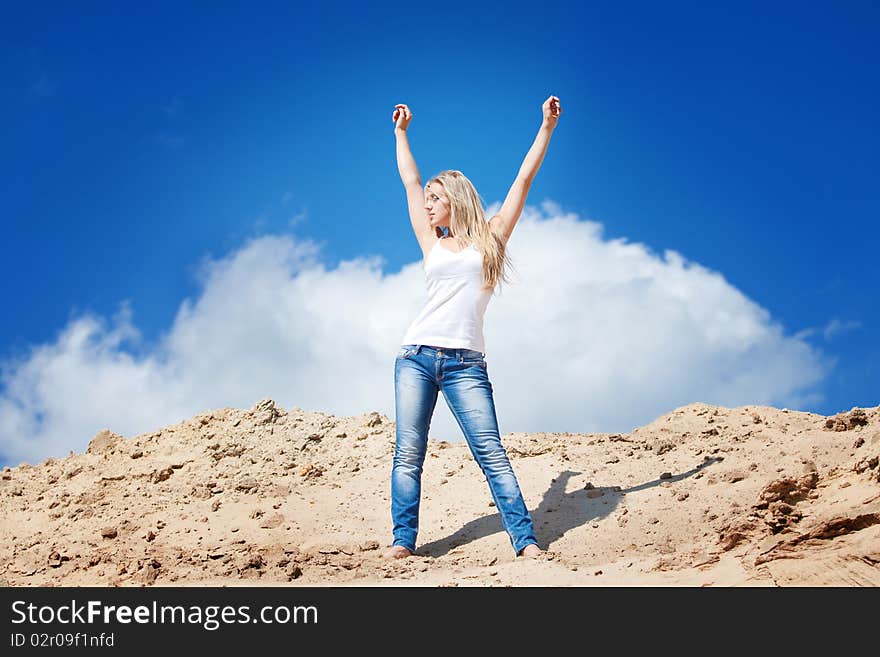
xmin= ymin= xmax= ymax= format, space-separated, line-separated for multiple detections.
xmin=1 ymin=400 xmax=878 ymax=587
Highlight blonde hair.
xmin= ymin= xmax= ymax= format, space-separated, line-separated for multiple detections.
xmin=426 ymin=170 xmax=515 ymax=292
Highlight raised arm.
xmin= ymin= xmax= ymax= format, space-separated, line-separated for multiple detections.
xmin=490 ymin=95 xmax=562 ymax=245
xmin=393 ymin=103 xmax=435 ymax=255
xmin=393 ymin=104 xmax=420 ymax=184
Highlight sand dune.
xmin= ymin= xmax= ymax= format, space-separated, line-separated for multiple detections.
xmin=1 ymin=399 xmax=878 ymax=586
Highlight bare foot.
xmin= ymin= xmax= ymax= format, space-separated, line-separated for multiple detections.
xmin=517 ymin=544 xmax=544 ymax=558
xmin=382 ymin=545 xmax=413 ymax=559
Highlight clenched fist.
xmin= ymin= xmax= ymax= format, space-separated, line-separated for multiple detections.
xmin=542 ymin=95 xmax=563 ymax=128
xmin=392 ymin=103 xmax=413 ymax=132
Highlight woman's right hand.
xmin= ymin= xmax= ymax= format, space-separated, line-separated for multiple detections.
xmin=392 ymin=103 xmax=413 ymax=132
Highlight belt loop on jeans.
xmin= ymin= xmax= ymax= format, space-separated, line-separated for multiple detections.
xmin=414 ymin=345 xmax=422 ymax=355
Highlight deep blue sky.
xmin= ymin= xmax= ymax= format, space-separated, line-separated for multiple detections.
xmin=2 ymin=1 xmax=877 ymax=416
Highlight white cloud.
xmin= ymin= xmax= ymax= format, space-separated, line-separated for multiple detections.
xmin=822 ymin=318 xmax=861 ymax=341
xmin=289 ymin=209 xmax=308 ymax=227
xmin=0 ymin=202 xmax=831 ymax=466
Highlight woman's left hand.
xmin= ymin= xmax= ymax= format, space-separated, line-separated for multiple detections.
xmin=542 ymin=95 xmax=562 ymax=128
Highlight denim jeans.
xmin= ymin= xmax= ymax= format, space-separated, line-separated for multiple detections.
xmin=391 ymin=344 xmax=539 ymax=555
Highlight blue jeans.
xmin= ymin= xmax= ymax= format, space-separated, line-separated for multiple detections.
xmin=391 ymin=344 xmax=539 ymax=555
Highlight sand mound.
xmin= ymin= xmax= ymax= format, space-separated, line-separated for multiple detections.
xmin=1 ymin=400 xmax=878 ymax=586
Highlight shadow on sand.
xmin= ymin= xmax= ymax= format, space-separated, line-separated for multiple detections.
xmin=416 ymin=457 xmax=723 ymax=557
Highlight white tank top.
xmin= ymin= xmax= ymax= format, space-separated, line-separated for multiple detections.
xmin=401 ymin=237 xmax=493 ymax=353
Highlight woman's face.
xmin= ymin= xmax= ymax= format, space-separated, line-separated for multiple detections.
xmin=424 ymin=183 xmax=451 ymax=230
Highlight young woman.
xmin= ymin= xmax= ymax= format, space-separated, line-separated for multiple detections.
xmin=384 ymin=96 xmax=562 ymax=560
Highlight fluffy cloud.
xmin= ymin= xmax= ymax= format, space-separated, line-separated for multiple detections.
xmin=0 ymin=201 xmax=829 ymax=465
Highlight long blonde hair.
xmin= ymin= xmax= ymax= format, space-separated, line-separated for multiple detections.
xmin=426 ymin=170 xmax=515 ymax=292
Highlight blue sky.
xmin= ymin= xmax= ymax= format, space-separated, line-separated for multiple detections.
xmin=1 ymin=1 xmax=877 ymax=466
